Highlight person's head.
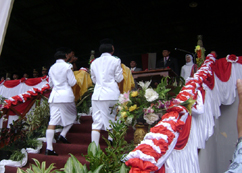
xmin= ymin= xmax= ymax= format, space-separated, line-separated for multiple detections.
xmin=33 ymin=69 xmax=39 ymax=78
xmin=210 ymin=51 xmax=217 ymax=58
xmin=162 ymin=49 xmax=170 ymax=57
xmin=42 ymin=67 xmax=48 ymax=76
xmin=54 ymin=50 xmax=67 ymax=60
xmin=1 ymin=77 xmax=4 ymax=81
xmin=56 ymin=47 xmax=74 ymax=61
xmin=13 ymin=74 xmax=19 ymax=80
xmin=130 ymin=61 xmax=137 ymax=68
xmin=99 ymin=38 xmax=114 ymax=54
xmin=23 ymin=73 xmax=29 ymax=78
xmin=185 ymin=54 xmax=193 ymax=63
xmin=66 ymin=51 xmax=75 ymax=61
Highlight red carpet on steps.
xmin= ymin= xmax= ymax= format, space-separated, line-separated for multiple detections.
xmin=4 ymin=116 xmax=134 ymax=173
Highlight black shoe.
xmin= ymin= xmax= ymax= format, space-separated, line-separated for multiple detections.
xmin=108 ymin=140 xmax=113 ymax=146
xmin=45 ymin=149 xmax=58 ymax=156
xmin=57 ymin=135 xmax=71 ymax=144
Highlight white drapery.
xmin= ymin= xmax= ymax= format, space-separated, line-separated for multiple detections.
xmin=0 ymin=0 xmax=14 ymax=54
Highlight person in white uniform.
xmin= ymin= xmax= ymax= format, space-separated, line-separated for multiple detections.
xmin=180 ymin=54 xmax=197 ymax=80
xmin=45 ymin=50 xmax=77 ymax=156
xmin=90 ymin=38 xmax=123 ymax=147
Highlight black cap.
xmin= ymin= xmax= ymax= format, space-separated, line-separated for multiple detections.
xmin=100 ymin=38 xmax=113 ymax=45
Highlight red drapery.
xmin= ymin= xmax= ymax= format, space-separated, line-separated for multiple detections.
xmin=1 ymin=76 xmax=48 ymax=88
xmin=213 ymin=55 xmax=242 ymax=82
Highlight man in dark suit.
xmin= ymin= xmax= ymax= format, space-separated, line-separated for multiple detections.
xmin=130 ymin=60 xmax=142 ymax=73
xmin=156 ymin=49 xmax=179 ymax=76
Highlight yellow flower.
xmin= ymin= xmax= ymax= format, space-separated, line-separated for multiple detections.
xmin=195 ymin=45 xmax=201 ymax=51
xmin=180 ymin=98 xmax=196 ymax=115
xmin=121 ymin=111 xmax=128 ymax=119
xmin=129 ymin=104 xmax=137 ymax=112
xmin=131 ymin=91 xmax=138 ymax=97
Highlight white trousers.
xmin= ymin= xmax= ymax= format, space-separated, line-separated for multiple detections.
xmin=91 ymin=100 xmax=117 ymax=130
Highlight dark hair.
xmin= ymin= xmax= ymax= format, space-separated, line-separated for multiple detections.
xmin=56 ymin=47 xmax=72 ymax=54
xmin=54 ymin=51 xmax=67 ymax=59
xmin=99 ymin=44 xmax=113 ymax=54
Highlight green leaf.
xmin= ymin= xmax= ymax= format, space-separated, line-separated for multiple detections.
xmin=82 ymin=165 xmax=88 ymax=173
xmin=119 ymin=163 xmax=127 ymax=173
xmin=25 ymin=169 xmax=34 ymax=173
xmin=17 ymin=168 xmax=26 ymax=173
xmin=45 ymin=163 xmax=55 ymax=173
xmin=70 ymin=154 xmax=84 ymax=172
xmin=92 ymin=164 xmax=104 ymax=173
xmin=31 ymin=164 xmax=41 ymax=173
xmin=88 ymin=141 xmax=98 ymax=156
xmin=41 ymin=160 xmax=46 ymax=171
xmin=64 ymin=157 xmax=74 ymax=173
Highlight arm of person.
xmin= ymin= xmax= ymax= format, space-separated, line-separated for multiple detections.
xmin=180 ymin=66 xmax=185 ymax=79
xmin=90 ymin=64 xmax=96 ymax=84
xmin=67 ymin=66 xmax=77 ymax=87
xmin=48 ymin=75 xmax=53 ymax=88
xmin=115 ymin=59 xmax=123 ymax=83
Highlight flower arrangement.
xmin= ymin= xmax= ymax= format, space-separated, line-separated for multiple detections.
xmin=117 ymin=77 xmax=180 ymax=127
xmin=88 ymin=50 xmax=95 ymax=65
xmin=0 ymin=95 xmax=6 ymax=118
xmin=195 ymin=35 xmax=206 ymax=68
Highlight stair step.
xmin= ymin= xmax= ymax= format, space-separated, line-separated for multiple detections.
xmin=4 ymin=115 xmax=134 ymax=173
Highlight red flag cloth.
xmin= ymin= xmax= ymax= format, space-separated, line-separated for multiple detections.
xmin=213 ymin=55 xmax=242 ymax=82
xmin=8 ymin=99 xmax=33 ymax=115
xmin=174 ymin=115 xmax=192 ymax=150
xmin=3 ymin=80 xmax=21 ymax=88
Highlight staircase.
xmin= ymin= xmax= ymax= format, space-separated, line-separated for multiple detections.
xmin=4 ymin=116 xmax=134 ymax=172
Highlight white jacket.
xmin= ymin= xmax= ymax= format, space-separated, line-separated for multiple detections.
xmin=91 ymin=53 xmax=123 ymax=100
xmin=48 ymin=59 xmax=77 ymax=103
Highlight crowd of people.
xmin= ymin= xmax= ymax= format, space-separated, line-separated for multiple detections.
xmin=1 ymin=45 xmax=209 ymax=83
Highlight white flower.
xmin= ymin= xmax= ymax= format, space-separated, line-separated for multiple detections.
xmin=118 ymin=91 xmax=130 ymax=104
xmin=144 ymin=113 xmax=159 ymax=125
xmin=138 ymin=80 xmax=151 ymax=90
xmin=118 ymin=106 xmax=123 ymax=111
xmin=119 ymin=94 xmax=125 ymax=103
xmin=144 ymin=88 xmax=159 ymax=102
xmin=125 ymin=116 xmax=133 ymax=126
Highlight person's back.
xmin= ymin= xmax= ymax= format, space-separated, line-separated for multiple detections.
xmin=48 ymin=55 xmax=76 ymax=103
xmin=90 ymin=38 xmax=123 ymax=147
xmin=91 ymin=53 xmax=123 ymax=100
xmin=45 ymin=50 xmax=77 ymax=156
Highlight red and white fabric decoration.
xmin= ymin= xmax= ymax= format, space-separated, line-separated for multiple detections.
xmin=0 ymin=82 xmax=51 ymax=128
xmin=125 ymin=53 xmax=242 ymax=172
xmin=2 ymin=82 xmax=50 ymax=110
xmin=0 ymin=76 xmax=49 ymax=98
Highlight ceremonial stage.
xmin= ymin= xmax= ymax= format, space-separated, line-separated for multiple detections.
xmin=0 ymin=54 xmax=241 ymax=172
